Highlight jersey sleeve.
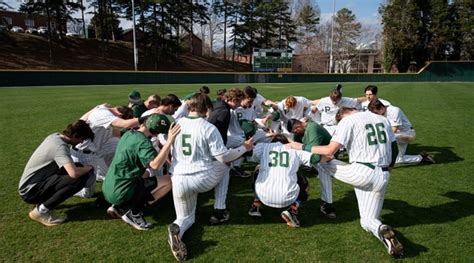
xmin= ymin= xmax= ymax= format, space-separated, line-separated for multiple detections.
xmin=207 ymin=125 xmax=229 ymax=157
xmin=249 ymin=143 xmax=265 ymax=162
xmin=138 ymin=140 xmax=157 ymax=167
xmin=295 ymin=149 xmax=315 ymax=167
xmin=331 ymin=118 xmax=352 ymax=147
xmin=54 ymin=144 xmax=73 ymax=168
xmin=388 ymin=107 xmax=403 ymax=127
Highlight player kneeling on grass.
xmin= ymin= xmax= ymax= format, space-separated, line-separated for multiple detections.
xmin=167 ymin=93 xmax=253 ymax=261
xmin=248 ymin=134 xmax=319 ymax=228
xmin=287 ymin=107 xmax=405 ymax=258
xmin=19 ymin=120 xmax=95 ymax=226
xmin=101 ymin=114 xmax=180 ymax=230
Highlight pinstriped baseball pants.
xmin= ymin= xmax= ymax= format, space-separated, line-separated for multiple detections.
xmin=318 ymin=159 xmax=389 ymax=240
xmin=171 ymin=161 xmax=230 ymax=238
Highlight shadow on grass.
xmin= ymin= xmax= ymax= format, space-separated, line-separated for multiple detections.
xmin=394 ymin=144 xmax=463 ymax=169
xmin=382 ymin=191 xmax=474 ymax=227
xmin=394 ymin=230 xmax=428 ymax=258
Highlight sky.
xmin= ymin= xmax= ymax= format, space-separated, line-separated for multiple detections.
xmin=317 ymin=0 xmax=382 ymax=26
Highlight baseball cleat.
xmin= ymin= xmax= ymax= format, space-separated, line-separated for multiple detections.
xmin=379 ymin=224 xmax=404 ymax=258
xmin=248 ymin=204 xmax=262 ymax=217
xmin=281 ymin=210 xmax=300 ymax=228
xmin=320 ymin=202 xmax=337 ymax=219
xmin=168 ymin=223 xmax=187 ymax=261
xmin=420 ymin=151 xmax=435 ymax=164
xmin=209 ymin=209 xmax=230 ymax=225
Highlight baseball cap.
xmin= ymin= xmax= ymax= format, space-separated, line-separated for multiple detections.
xmin=128 ymin=90 xmax=142 ymax=104
xmin=145 ymin=114 xmax=171 ymax=135
xmin=240 ymin=120 xmax=256 ymax=139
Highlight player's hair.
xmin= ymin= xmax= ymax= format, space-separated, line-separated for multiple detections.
xmin=367 ymin=99 xmax=385 ymax=112
xmin=364 ymin=85 xmax=378 ymax=95
xmin=330 ymin=89 xmax=342 ymax=102
xmin=146 ymin=94 xmax=161 ymax=108
xmin=161 ymin=94 xmax=182 ymax=107
xmin=243 ymin=86 xmax=257 ymax=99
xmin=188 ymin=93 xmax=212 ymax=114
xmin=270 ymin=134 xmax=289 ymax=144
xmin=335 ymin=107 xmax=357 ymax=123
xmin=200 ymin=86 xmax=210 ymax=94
xmin=225 ymin=88 xmax=244 ymax=102
xmin=116 ymin=106 xmax=134 ymax=119
xmin=287 ymin=118 xmax=302 ymax=133
xmin=216 ymin=89 xmax=226 ymax=101
xmin=62 ymin=120 xmax=94 ymax=141
xmin=285 ymin=96 xmax=297 ymax=109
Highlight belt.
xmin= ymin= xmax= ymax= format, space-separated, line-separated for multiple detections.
xmin=72 ymin=146 xmax=92 ymax=154
xmin=356 ymin=162 xmax=389 ymax=172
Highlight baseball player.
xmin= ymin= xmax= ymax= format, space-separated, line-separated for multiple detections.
xmin=248 ymin=134 xmax=318 ymax=228
xmin=289 ymin=107 xmax=404 ymax=257
xmin=287 ymin=118 xmax=336 ymax=219
xmin=71 ymin=104 xmax=139 ymax=197
xmin=314 ymin=87 xmax=365 ymax=135
xmin=269 ymin=95 xmax=313 ymax=135
xmin=130 ymin=94 xmax=161 ymax=117
xmin=102 ymin=114 xmax=180 ymax=230
xmin=368 ymin=100 xmax=435 ymax=165
xmin=19 ymin=120 xmax=94 ymax=226
xmin=361 ymin=85 xmax=391 ymax=112
xmin=167 ymin=93 xmax=253 ymax=261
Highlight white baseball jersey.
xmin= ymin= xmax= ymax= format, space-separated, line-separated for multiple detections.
xmin=383 ymin=105 xmax=421 ymax=164
xmin=332 ymin=111 xmax=395 ymax=167
xmin=385 ymin=105 xmax=412 ymax=133
xmin=82 ymin=105 xmax=118 ymax=153
xmin=277 ymin=96 xmax=312 ymax=122
xmin=227 ymin=109 xmax=245 ymax=138
xmin=252 ymin=93 xmax=266 ymax=117
xmin=317 ymin=97 xmax=360 ymax=126
xmin=234 ymin=106 xmax=257 ymax=122
xmin=250 ymin=142 xmax=313 ymax=208
xmin=170 ymin=117 xmax=228 ymax=175
xmin=173 ymin=103 xmax=189 ymax=120
xmin=361 ymin=98 xmax=391 ymax=112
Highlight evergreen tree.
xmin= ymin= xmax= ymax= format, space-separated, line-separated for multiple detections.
xmin=332 ymin=8 xmax=361 ymax=73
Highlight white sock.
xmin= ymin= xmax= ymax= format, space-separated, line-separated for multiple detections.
xmin=38 ymin=204 xmax=49 ymax=214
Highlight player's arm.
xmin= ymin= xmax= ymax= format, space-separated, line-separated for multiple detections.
xmin=392 ymin=125 xmax=400 ymax=133
xmin=214 ymin=138 xmax=253 ymax=163
xmin=63 ymin=163 xmax=93 ymax=179
xmin=112 ymin=118 xmax=140 ymax=129
xmin=310 ymin=141 xmax=341 ymax=156
xmin=149 ymin=124 xmax=180 ymax=170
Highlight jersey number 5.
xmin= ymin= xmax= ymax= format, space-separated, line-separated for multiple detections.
xmin=269 ymin=151 xmax=289 ymax=167
xmin=365 ymin=123 xmax=387 ymax=145
xmin=182 ymin=134 xmax=192 ymax=155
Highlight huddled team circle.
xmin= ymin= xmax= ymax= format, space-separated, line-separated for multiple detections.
xmin=19 ymin=84 xmax=435 ymax=261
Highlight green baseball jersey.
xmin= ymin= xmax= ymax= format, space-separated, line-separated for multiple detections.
xmin=302 ymin=121 xmax=332 ymax=151
xmin=102 ymin=130 xmax=156 ymax=205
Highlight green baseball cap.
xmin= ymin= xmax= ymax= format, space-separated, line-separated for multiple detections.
xmin=271 ymin=111 xmax=281 ymax=121
xmin=128 ymin=90 xmax=142 ymax=103
xmin=240 ymin=120 xmax=256 ymax=139
xmin=146 ymin=114 xmax=171 ymax=135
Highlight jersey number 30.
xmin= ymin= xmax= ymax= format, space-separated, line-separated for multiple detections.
xmin=365 ymin=123 xmax=387 ymax=145
xmin=269 ymin=151 xmax=289 ymax=167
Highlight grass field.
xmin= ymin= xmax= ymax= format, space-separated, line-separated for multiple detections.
xmin=1 ymin=82 xmax=473 ymax=262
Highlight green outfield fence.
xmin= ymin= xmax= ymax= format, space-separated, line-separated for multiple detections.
xmin=0 ymin=61 xmax=472 ymax=87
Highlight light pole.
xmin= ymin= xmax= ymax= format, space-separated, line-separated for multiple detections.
xmin=131 ymin=0 xmax=138 ymax=71
xmin=329 ymin=0 xmax=336 ymax=73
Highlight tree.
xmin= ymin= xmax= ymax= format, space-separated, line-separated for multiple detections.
xmin=451 ymin=0 xmax=474 ymax=60
xmin=213 ymin=0 xmax=236 ymax=60
xmin=296 ymin=3 xmax=320 ymax=45
xmin=0 ymin=1 xmax=11 ymax=11
xmin=332 ymin=8 xmax=361 ymax=73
